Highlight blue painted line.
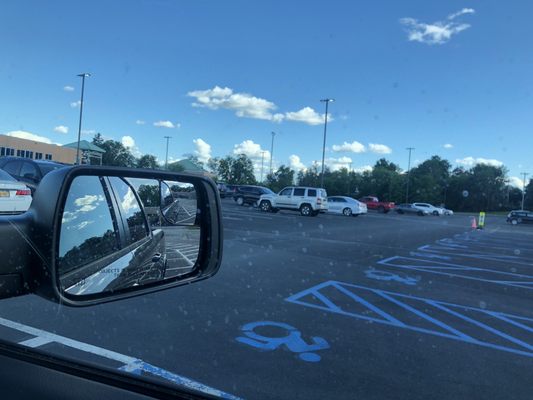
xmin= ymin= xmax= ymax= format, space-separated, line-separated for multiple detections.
xmin=427 ymin=301 xmax=533 ymax=352
xmin=377 ymin=256 xmax=533 ymax=289
xmin=376 ymin=292 xmax=474 ymax=341
xmin=285 ymin=281 xmax=533 ymax=359
xmin=331 ymin=282 xmax=406 ymax=326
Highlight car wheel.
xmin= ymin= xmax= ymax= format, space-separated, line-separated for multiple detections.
xmin=510 ymin=218 xmax=520 ymax=225
xmin=378 ymin=206 xmax=385 ymax=213
xmin=433 ymin=210 xmax=440 ymax=216
xmin=300 ymin=204 xmax=312 ymax=216
xmin=236 ymin=196 xmax=244 ymax=206
xmin=342 ymin=207 xmax=352 ymax=216
xmin=260 ymin=200 xmax=272 ymax=212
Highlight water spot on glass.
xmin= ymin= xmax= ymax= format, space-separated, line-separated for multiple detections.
xmin=479 ymin=301 xmax=487 ymax=309
xmin=514 ymin=249 xmax=521 ymax=255
xmin=302 ymin=247 xmax=308 ymax=253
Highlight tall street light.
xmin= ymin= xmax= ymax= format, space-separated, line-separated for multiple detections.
xmin=164 ymin=136 xmax=172 ymax=169
xmin=521 ymin=172 xmax=529 ymax=210
xmin=269 ymin=132 xmax=276 ymax=174
xmin=260 ymin=150 xmax=266 ymax=182
xmin=320 ymin=98 xmax=334 ymax=188
xmin=75 ymin=73 xmax=91 ymax=165
xmin=405 ymin=147 xmax=415 ymax=203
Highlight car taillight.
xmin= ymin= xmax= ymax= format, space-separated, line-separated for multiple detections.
xmin=16 ymin=189 xmax=31 ymax=196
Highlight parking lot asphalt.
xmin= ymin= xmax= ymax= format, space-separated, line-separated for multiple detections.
xmin=1 ymin=199 xmax=532 ymax=399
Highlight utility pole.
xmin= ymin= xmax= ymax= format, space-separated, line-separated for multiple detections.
xmin=260 ymin=150 xmax=266 ymax=182
xmin=521 ymin=172 xmax=529 ymax=210
xmin=347 ymin=162 xmax=352 ymax=195
xmin=320 ymin=98 xmax=334 ymax=188
xmin=405 ymin=147 xmax=415 ymax=203
xmin=75 ymin=73 xmax=91 ymax=165
xmin=269 ymin=132 xmax=276 ymax=174
xmin=164 ymin=136 xmax=172 ymax=169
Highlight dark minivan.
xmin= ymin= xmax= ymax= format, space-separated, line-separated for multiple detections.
xmin=0 ymin=156 xmax=67 ymax=193
xmin=233 ymin=185 xmax=275 ymax=206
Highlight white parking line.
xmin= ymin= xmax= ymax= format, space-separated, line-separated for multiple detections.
xmin=0 ymin=316 xmax=241 ymax=399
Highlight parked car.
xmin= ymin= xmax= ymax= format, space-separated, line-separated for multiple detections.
xmin=258 ymin=186 xmax=328 ymax=216
xmin=327 ymin=196 xmax=367 ymax=217
xmin=0 ymin=156 xmax=67 ymax=194
xmin=359 ymin=196 xmax=395 ymax=213
xmin=233 ymin=185 xmax=275 ymax=206
xmin=0 ymin=168 xmax=32 ymax=214
xmin=438 ymin=207 xmax=454 ymax=216
xmin=395 ymin=203 xmax=429 ymax=216
xmin=412 ymin=202 xmax=444 ymax=216
xmin=506 ymin=210 xmax=533 ymax=225
xmin=225 ymin=184 xmax=239 ymax=196
xmin=216 ymin=182 xmax=228 ymax=198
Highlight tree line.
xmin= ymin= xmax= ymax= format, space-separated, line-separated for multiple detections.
xmin=92 ymin=134 xmax=531 ymax=212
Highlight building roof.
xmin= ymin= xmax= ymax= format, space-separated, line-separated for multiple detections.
xmin=63 ymin=140 xmax=105 ymax=153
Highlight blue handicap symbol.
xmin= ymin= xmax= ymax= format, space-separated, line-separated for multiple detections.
xmin=365 ymin=268 xmax=420 ymax=285
xmin=236 ymin=321 xmax=329 ymax=362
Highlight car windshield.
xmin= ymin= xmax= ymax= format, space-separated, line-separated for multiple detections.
xmin=1 ymin=2 xmax=532 ymax=400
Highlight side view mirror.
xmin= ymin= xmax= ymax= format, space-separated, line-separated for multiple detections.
xmin=0 ymin=166 xmax=223 ymax=306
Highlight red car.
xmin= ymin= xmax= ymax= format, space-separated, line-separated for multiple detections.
xmin=359 ymin=196 xmax=395 ymax=213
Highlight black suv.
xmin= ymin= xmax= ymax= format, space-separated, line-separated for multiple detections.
xmin=0 ymin=156 xmax=67 ymax=193
xmin=233 ymin=185 xmax=275 ymax=206
xmin=507 ymin=210 xmax=533 ymax=225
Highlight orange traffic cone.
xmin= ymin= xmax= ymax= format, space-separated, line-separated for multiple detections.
xmin=471 ymin=217 xmax=477 ymax=229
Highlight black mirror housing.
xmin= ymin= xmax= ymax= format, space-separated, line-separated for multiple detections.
xmin=0 ymin=166 xmax=223 ymax=306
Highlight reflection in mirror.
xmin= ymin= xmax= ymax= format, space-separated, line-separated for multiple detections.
xmin=160 ymin=180 xmax=197 ymax=226
xmin=58 ymin=176 xmax=201 ymax=298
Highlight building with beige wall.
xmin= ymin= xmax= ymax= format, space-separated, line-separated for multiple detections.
xmin=0 ymin=134 xmax=78 ymax=164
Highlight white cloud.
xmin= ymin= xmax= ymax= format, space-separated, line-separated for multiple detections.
xmin=509 ymin=176 xmax=526 ymax=189
xmin=369 ymin=143 xmax=392 ymax=154
xmin=284 ymin=107 xmax=327 ymax=126
xmin=63 ymin=85 xmax=75 ymax=92
xmin=5 ymin=130 xmax=53 ymax=144
xmin=233 ymin=140 xmax=271 ymax=160
xmin=53 ymin=125 xmax=69 ymax=134
xmin=289 ymin=154 xmax=306 ymax=171
xmin=448 ymin=8 xmax=475 ymax=20
xmin=353 ymin=165 xmax=373 ymax=173
xmin=332 ymin=141 xmax=366 ymax=153
xmin=81 ymin=129 xmax=96 ymax=136
xmin=121 ymin=135 xmax=135 ymax=148
xmin=135 ymin=120 xmax=146 ymax=125
xmin=70 ymin=100 xmax=81 ymax=108
xmin=193 ymin=138 xmax=212 ymax=163
xmin=443 ymin=143 xmax=453 ymax=149
xmin=188 ymin=86 xmax=281 ymax=122
xmin=153 ymin=120 xmax=178 ymax=129
xmin=456 ymin=157 xmax=504 ymax=168
xmin=188 ymin=85 xmax=330 ymax=126
xmin=399 ymin=9 xmax=475 ymax=45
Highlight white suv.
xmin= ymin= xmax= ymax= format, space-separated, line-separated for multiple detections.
xmin=258 ymin=187 xmax=328 ymax=216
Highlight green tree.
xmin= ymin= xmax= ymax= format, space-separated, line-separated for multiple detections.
xmin=409 ymin=156 xmax=451 ymax=205
xmin=92 ymin=133 xmax=104 ymax=147
xmin=266 ymin=165 xmax=295 ymax=192
xmin=137 ymin=154 xmax=159 ymax=169
xmin=167 ymin=162 xmax=185 ymax=172
xmin=137 ymin=184 xmax=160 ymax=207
xmin=215 ymin=155 xmax=256 ymax=184
xmin=97 ymin=138 xmax=137 ymax=167
xmin=524 ymin=179 xmax=533 ymax=210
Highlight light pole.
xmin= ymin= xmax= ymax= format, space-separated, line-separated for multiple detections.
xmin=164 ymin=136 xmax=172 ymax=169
xmin=75 ymin=73 xmax=90 ymax=165
xmin=405 ymin=147 xmax=415 ymax=203
xmin=521 ymin=172 xmax=529 ymax=210
xmin=269 ymin=132 xmax=276 ymax=174
xmin=260 ymin=150 xmax=266 ymax=182
xmin=320 ymin=98 xmax=334 ymax=188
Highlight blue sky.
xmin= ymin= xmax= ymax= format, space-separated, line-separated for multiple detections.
xmin=1 ymin=0 xmax=532 ymax=186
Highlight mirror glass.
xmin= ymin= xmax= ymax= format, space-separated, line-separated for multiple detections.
xmin=57 ymin=175 xmax=201 ymax=297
